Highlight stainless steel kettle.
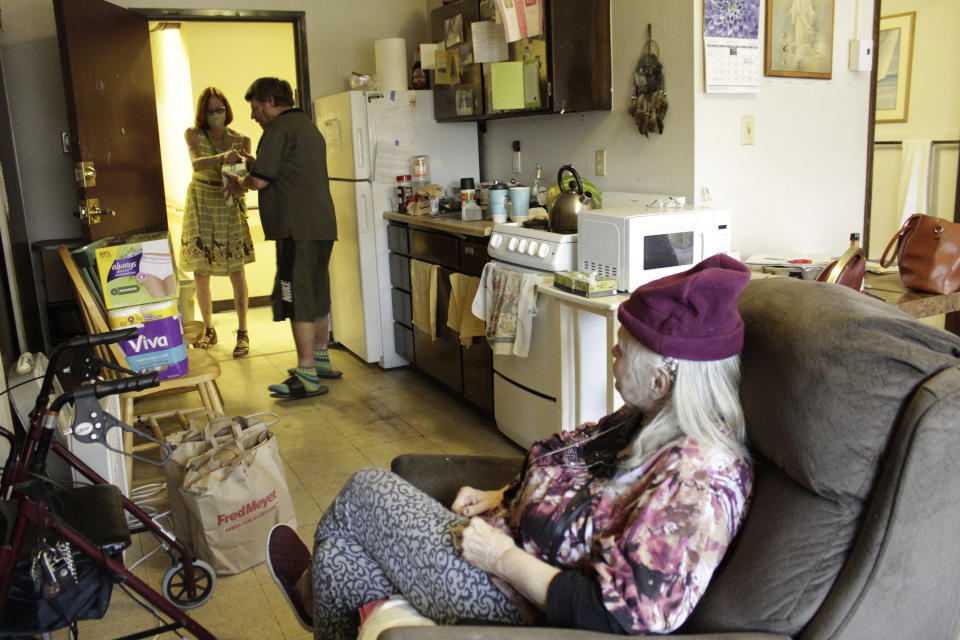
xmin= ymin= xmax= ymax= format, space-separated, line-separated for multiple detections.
xmin=549 ymin=165 xmax=596 ymax=233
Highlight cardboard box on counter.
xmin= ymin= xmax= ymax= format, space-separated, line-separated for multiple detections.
xmin=95 ymin=232 xmax=178 ymax=309
xmin=553 ymin=271 xmax=618 ymax=298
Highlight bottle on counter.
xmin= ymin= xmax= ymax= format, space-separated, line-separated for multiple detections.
xmin=412 ymin=46 xmax=429 ymax=90
xmin=461 ymin=177 xmax=481 ymax=221
xmin=396 ymin=175 xmax=413 ymax=213
xmin=530 ymin=162 xmax=548 ymax=208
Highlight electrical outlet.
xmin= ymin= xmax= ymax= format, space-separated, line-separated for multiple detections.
xmin=741 ymin=116 xmax=755 ymax=145
xmin=595 ymin=149 xmax=607 ymax=176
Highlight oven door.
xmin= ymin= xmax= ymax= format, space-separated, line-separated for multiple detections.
xmin=487 ymin=261 xmax=559 ymax=399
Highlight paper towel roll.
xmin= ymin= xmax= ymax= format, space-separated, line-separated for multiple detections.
xmin=375 ymin=38 xmax=408 ymax=93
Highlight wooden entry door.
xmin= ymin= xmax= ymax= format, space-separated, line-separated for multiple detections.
xmin=54 ymin=0 xmax=167 ymax=240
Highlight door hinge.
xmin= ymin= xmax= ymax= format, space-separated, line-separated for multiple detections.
xmin=74 ymin=161 xmax=96 ymax=188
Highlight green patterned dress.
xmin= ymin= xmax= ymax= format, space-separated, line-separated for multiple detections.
xmin=180 ymin=127 xmax=255 ymax=276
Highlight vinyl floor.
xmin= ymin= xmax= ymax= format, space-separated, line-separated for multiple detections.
xmin=50 ymin=305 xmax=522 ymax=639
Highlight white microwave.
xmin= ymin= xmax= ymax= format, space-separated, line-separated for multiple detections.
xmin=577 ymin=206 xmax=732 ymax=291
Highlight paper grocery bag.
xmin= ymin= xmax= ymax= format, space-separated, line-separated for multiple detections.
xmin=163 ymin=412 xmax=248 ymax=542
xmin=180 ymin=429 xmax=296 ymax=575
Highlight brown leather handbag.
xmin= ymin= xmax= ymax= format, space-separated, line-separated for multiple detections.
xmin=880 ymin=214 xmax=960 ymax=295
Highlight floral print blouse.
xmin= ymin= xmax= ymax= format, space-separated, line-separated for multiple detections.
xmin=484 ymin=407 xmax=754 ymax=634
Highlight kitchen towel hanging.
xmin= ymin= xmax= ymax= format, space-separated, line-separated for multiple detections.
xmin=471 ymin=263 xmax=539 ymax=357
xmin=410 ymin=259 xmax=438 ymax=339
xmin=897 ymin=139 xmax=932 ymax=225
xmin=447 ymin=273 xmax=485 ymax=345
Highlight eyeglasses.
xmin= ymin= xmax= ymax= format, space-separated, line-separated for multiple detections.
xmin=206 ymin=107 xmax=227 ymax=115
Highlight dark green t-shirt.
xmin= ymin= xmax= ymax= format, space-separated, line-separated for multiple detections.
xmin=250 ymin=108 xmax=337 ymax=241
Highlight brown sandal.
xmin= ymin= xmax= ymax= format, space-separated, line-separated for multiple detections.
xmin=196 ymin=326 xmax=217 ymax=349
xmin=233 ymin=330 xmax=249 ymax=359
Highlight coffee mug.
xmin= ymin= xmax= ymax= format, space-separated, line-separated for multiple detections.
xmin=489 ymin=187 xmax=509 ymax=222
xmin=509 ymin=186 xmax=530 ymax=220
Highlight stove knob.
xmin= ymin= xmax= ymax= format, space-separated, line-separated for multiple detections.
xmin=518 ymin=239 xmax=529 ymax=253
xmin=507 ymin=237 xmax=519 ymax=252
xmin=527 ymin=240 xmax=538 ymax=256
xmin=538 ymin=243 xmax=551 ymax=258
xmin=489 ymin=233 xmax=503 ymax=249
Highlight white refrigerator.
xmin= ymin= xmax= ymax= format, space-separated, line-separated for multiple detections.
xmin=314 ymin=90 xmax=479 ymax=368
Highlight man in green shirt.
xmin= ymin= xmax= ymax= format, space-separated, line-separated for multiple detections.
xmin=225 ymin=77 xmax=340 ymax=398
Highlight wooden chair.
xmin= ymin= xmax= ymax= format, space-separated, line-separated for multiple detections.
xmin=58 ymin=245 xmax=224 ymax=458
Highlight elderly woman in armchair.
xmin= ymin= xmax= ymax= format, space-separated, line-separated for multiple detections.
xmin=266 ymin=254 xmax=755 ymax=638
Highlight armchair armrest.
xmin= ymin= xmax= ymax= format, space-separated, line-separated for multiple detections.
xmin=391 ymin=454 xmax=522 ymax=508
xmin=382 ymin=625 xmax=790 ymax=640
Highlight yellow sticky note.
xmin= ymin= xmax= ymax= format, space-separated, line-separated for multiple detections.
xmin=491 ymin=59 xmax=540 ymax=110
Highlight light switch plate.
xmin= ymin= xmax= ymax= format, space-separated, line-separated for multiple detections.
xmin=595 ymin=149 xmax=606 ymax=176
xmin=741 ymin=116 xmax=755 ymax=145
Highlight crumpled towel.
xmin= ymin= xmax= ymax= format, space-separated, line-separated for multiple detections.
xmin=897 ymin=139 xmax=932 ymax=225
xmin=447 ymin=273 xmax=485 ymax=345
xmin=410 ymin=259 xmax=438 ymax=340
xmin=471 ymin=262 xmax=540 ymax=357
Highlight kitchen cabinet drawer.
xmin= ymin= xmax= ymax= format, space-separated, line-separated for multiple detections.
xmin=411 ymin=229 xmax=459 ymax=271
xmin=413 ymin=268 xmax=463 ymax=392
xmin=389 ymin=253 xmax=411 ymax=291
xmin=391 ymin=289 xmax=412 ymax=327
xmin=387 ymin=223 xmax=410 ymax=255
xmin=394 ymin=323 xmax=415 ymax=363
xmin=459 ymin=238 xmax=489 ymax=277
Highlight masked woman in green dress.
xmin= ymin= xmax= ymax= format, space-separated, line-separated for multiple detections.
xmin=182 ymin=87 xmax=256 ymax=358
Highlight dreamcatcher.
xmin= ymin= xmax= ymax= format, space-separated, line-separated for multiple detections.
xmin=629 ymin=25 xmax=668 ymax=137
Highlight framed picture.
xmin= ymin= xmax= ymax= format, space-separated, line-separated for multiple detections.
xmin=764 ymin=0 xmax=835 ymax=79
xmin=875 ymin=12 xmax=915 ymax=123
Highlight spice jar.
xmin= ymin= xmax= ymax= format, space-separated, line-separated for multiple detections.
xmin=396 ymin=175 xmax=413 ymax=213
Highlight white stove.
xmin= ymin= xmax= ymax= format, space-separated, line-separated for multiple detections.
xmin=487 ymin=223 xmax=577 ymax=273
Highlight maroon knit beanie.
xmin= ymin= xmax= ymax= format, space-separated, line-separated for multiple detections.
xmin=617 ymin=254 xmax=751 ymax=361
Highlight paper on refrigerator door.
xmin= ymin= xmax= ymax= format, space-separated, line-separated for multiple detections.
xmin=374 ymin=141 xmax=417 ymax=183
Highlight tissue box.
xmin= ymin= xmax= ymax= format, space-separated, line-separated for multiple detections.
xmin=553 ymin=271 xmax=618 ymax=297
xmin=95 ymin=232 xmax=178 ymax=309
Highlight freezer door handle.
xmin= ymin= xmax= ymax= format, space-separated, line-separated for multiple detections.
xmin=358 ymin=192 xmax=369 ymax=234
xmin=354 ymin=127 xmax=367 ymax=171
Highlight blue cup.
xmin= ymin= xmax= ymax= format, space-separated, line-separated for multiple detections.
xmin=509 ymin=186 xmax=530 ymax=220
xmin=489 ymin=186 xmax=509 ymax=222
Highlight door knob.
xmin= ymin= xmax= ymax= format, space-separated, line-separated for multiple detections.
xmin=78 ymin=198 xmax=116 ymax=224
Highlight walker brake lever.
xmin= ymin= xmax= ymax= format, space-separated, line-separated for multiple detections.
xmin=69 ymin=385 xmax=172 ymax=466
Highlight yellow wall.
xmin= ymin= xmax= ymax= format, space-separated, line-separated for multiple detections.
xmin=152 ymin=21 xmax=298 ymax=305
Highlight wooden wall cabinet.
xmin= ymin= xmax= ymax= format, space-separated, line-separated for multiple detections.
xmin=430 ymin=0 xmax=611 ymax=122
xmin=387 ymin=221 xmax=493 ymax=413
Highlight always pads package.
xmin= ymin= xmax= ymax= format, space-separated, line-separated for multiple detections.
xmin=95 ymin=232 xmax=178 ymax=309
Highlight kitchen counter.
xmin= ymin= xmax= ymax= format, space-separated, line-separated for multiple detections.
xmin=383 ymin=211 xmax=494 ymax=238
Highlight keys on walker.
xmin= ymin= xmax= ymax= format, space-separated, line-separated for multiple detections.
xmin=30 ymin=539 xmax=78 ymax=598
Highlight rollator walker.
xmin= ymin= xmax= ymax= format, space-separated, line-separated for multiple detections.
xmin=0 ymin=328 xmax=217 ymax=639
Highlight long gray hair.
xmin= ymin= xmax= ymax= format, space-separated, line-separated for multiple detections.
xmin=618 ymin=331 xmax=747 ymax=469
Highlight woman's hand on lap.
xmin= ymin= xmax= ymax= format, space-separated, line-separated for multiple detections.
xmin=460 ymin=517 xmax=516 ymax=575
xmin=452 ymin=486 xmax=502 ymax=516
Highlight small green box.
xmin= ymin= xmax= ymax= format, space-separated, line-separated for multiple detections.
xmin=553 ymin=271 xmax=617 ymax=297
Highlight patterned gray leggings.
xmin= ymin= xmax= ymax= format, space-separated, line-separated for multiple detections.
xmin=311 ymin=468 xmax=524 ymax=639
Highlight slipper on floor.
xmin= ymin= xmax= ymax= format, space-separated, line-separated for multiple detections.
xmin=268 ymin=374 xmax=328 ymax=399
xmin=287 ymin=366 xmax=343 ymax=379
xmin=265 ymin=524 xmax=313 ymax=631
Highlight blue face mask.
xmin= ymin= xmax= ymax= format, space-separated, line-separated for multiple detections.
xmin=207 ymin=111 xmax=226 ymax=127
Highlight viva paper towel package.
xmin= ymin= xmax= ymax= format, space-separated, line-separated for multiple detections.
xmin=108 ymin=300 xmax=188 ymax=380
xmin=95 ymin=232 xmax=177 ymax=310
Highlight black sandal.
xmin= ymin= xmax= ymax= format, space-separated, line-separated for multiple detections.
xmin=268 ymin=374 xmax=328 ymax=399
xmin=195 ymin=326 xmax=217 ymax=349
xmin=233 ymin=330 xmax=249 ymax=358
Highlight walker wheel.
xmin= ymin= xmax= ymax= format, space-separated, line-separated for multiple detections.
xmin=161 ymin=559 xmax=216 ymax=609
